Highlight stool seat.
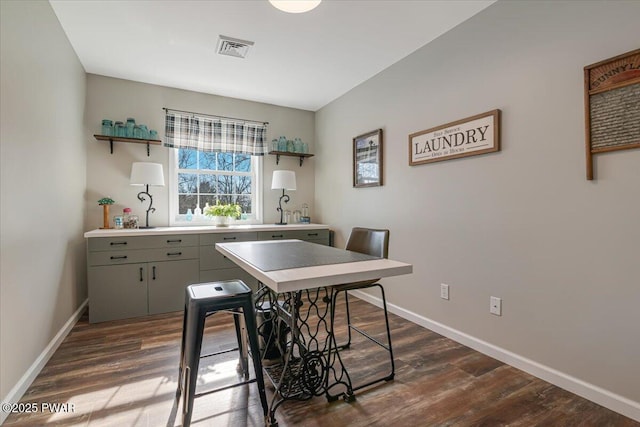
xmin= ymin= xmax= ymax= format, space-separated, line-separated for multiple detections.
xmin=188 ymin=280 xmax=250 ymax=300
xmin=178 ymin=280 xmax=271 ymax=426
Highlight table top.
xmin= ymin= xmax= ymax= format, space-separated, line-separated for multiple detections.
xmin=216 ymin=239 xmax=413 ymax=293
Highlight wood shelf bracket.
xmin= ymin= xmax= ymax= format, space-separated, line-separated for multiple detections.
xmin=94 ymin=135 xmax=161 ymax=157
xmin=270 ymin=151 xmax=314 ymax=167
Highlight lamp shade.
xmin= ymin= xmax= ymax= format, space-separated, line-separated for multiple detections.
xmin=130 ymin=162 xmax=165 ymax=186
xmin=271 ymin=170 xmax=296 ymax=191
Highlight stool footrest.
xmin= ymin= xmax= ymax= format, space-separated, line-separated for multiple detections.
xmin=201 ymin=347 xmax=239 ymax=359
xmin=349 ymin=325 xmax=391 ymax=351
xmin=193 ymin=378 xmax=257 ymax=398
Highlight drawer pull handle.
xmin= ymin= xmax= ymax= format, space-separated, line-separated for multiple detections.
xmin=110 ymin=255 xmax=128 ymax=260
xmin=307 ymin=233 xmax=318 ymax=237
xmin=167 ymin=239 xmax=182 ymax=243
xmin=139 ymin=267 xmax=144 ymax=282
xmin=272 ymin=234 xmax=284 ymax=238
xmin=223 ymin=236 xmax=237 ymax=241
xmin=167 ymin=252 xmax=182 ymax=256
xmin=152 ymin=266 xmax=156 ymax=280
xmin=110 ymin=241 xmax=127 ymax=246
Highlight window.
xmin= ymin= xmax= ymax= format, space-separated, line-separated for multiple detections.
xmin=163 ymin=108 xmax=268 ymax=225
xmin=169 ymin=148 xmax=262 ymax=224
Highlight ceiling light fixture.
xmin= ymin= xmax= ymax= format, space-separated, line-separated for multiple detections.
xmin=269 ymin=0 xmax=321 ymax=14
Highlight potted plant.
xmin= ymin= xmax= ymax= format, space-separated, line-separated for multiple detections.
xmin=98 ymin=197 xmax=115 ymax=229
xmin=204 ymin=201 xmax=242 ymax=227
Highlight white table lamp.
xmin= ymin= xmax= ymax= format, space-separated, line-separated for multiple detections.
xmin=130 ymin=162 xmax=164 ymax=228
xmin=271 ymin=170 xmax=296 ymax=225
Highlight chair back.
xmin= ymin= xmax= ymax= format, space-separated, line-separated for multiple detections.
xmin=346 ymin=227 xmax=389 ymax=259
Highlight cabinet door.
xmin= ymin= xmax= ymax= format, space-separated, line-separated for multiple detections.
xmin=148 ymin=259 xmax=200 ymax=314
xmin=199 ymin=267 xmax=259 ymax=291
xmin=88 ymin=264 xmax=148 ymax=323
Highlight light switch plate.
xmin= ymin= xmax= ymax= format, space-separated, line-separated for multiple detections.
xmin=440 ymin=284 xmax=450 ymax=300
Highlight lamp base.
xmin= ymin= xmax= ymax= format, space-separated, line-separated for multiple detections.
xmin=275 ymin=222 xmax=287 ymax=225
xmin=139 ymin=226 xmax=156 ymax=229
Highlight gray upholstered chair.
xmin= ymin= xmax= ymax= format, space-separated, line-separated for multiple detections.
xmin=330 ymin=227 xmax=394 ymax=392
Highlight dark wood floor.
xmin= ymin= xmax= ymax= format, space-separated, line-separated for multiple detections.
xmin=4 ymin=297 xmax=637 ymax=427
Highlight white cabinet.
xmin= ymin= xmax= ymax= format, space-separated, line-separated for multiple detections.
xmin=87 ymin=235 xmax=199 ymax=322
xmin=86 ymin=227 xmax=330 ymax=322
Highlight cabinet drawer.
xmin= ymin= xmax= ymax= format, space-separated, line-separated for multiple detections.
xmin=199 ymin=232 xmax=257 ymax=245
xmin=199 ymin=245 xmax=238 ymax=270
xmin=257 ymin=229 xmax=329 ymax=242
xmin=88 ymin=234 xmax=199 ymax=252
xmin=199 ymin=267 xmax=259 ymax=291
xmin=290 ymin=229 xmax=329 ymax=242
xmin=89 ymin=246 xmax=199 ymax=266
xmin=307 ymin=238 xmax=330 ymax=246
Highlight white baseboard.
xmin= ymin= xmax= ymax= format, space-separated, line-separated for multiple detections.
xmin=0 ymin=299 xmax=88 ymax=425
xmin=351 ymin=290 xmax=640 ymax=422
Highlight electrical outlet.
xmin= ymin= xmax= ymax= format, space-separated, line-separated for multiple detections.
xmin=440 ymin=283 xmax=450 ymax=300
xmin=490 ymin=296 xmax=502 ymax=316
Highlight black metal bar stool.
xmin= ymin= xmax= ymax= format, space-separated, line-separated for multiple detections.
xmin=177 ymin=280 xmax=270 ymax=427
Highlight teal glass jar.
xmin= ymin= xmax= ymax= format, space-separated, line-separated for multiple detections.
xmin=114 ymin=121 xmax=125 ymax=137
xmin=101 ymin=119 xmax=113 ymax=136
xmin=125 ymin=118 xmax=136 ymax=138
xmin=149 ymin=129 xmax=158 ymax=140
xmin=138 ymin=124 xmax=149 ymax=139
xmin=133 ymin=125 xmax=143 ymax=139
xmin=278 ymin=136 xmax=287 ymax=151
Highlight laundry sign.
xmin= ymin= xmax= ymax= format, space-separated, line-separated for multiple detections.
xmin=409 ymin=109 xmax=501 ymax=166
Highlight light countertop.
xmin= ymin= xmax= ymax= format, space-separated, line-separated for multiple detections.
xmin=84 ymin=223 xmax=329 ymax=238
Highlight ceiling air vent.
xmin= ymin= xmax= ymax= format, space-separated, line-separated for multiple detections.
xmin=217 ymin=35 xmax=254 ymax=59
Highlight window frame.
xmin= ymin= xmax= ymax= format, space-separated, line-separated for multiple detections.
xmin=168 ymin=148 xmax=263 ymax=226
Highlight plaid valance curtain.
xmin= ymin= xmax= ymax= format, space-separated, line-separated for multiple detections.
xmin=164 ymin=109 xmax=268 ymax=155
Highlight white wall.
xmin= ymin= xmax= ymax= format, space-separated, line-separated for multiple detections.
xmin=84 ymin=75 xmax=316 ymax=229
xmin=315 ymin=0 xmax=639 ymax=412
xmin=0 ymin=0 xmax=87 ymax=402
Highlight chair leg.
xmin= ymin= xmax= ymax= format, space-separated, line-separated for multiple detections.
xmin=242 ymin=299 xmax=272 ymax=425
xmin=334 ymin=284 xmax=395 ymax=392
xmin=332 ymin=289 xmax=353 ymax=350
xmin=232 ymin=311 xmax=249 ymax=378
xmin=343 ymin=291 xmax=353 ymax=349
xmin=177 ymin=302 xmax=188 ymax=396
xmin=376 ymin=283 xmax=395 ymax=381
xmin=182 ymin=305 xmax=206 ymax=427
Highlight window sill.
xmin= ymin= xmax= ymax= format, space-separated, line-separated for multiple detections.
xmin=170 ymin=215 xmax=261 ymax=227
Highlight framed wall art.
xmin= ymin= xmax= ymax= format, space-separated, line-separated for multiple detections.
xmin=353 ymin=129 xmax=383 ymax=188
xmin=584 ymin=49 xmax=640 ymax=180
xmin=409 ymin=109 xmax=501 ymax=166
